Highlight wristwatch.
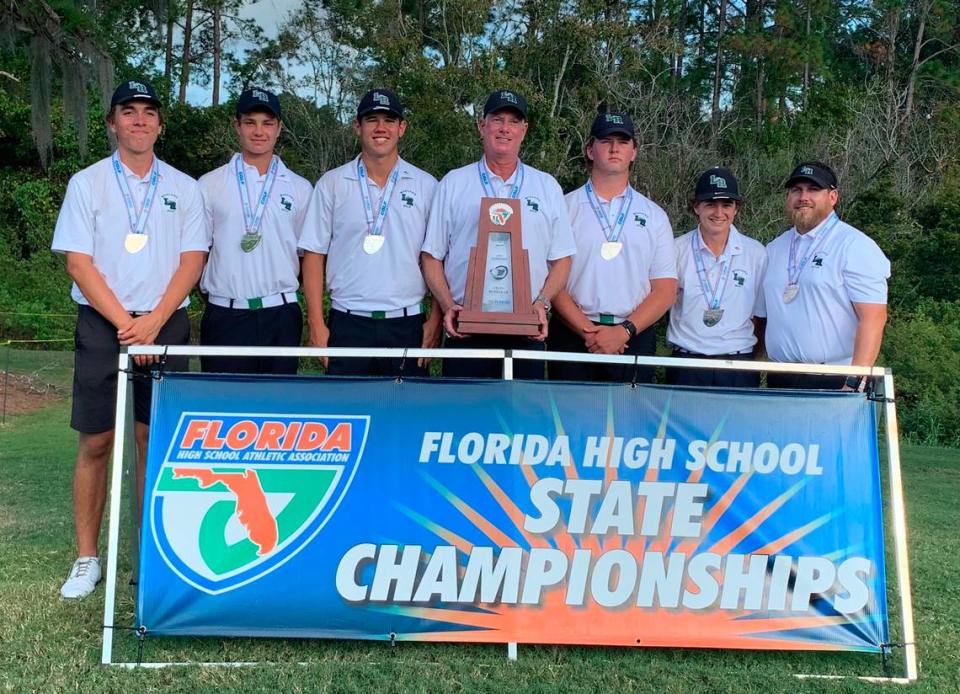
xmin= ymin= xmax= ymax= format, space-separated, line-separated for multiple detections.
xmin=620 ymin=320 xmax=637 ymax=338
xmin=533 ymin=293 xmax=551 ymax=312
xmin=844 ymin=375 xmax=865 ymax=391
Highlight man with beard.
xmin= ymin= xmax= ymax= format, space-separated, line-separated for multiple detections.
xmin=761 ymin=162 xmax=890 ymax=390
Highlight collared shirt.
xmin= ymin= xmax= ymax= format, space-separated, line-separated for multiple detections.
xmin=667 ymin=226 xmax=767 ymax=355
xmin=422 ymin=157 xmax=576 ymax=305
xmin=298 ymin=155 xmax=437 ymax=312
xmin=563 ymin=183 xmax=676 ymax=322
xmin=763 ymin=215 xmax=890 ymax=365
xmin=198 ymin=154 xmax=312 ymax=300
xmin=51 ymin=154 xmax=208 ymax=312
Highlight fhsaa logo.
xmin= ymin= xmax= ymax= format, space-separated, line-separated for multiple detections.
xmin=151 ymin=412 xmax=368 ymax=595
xmin=373 ymin=92 xmax=390 ymax=107
xmin=709 ymin=174 xmax=728 ymax=189
xmin=488 ymin=202 xmax=514 ymax=226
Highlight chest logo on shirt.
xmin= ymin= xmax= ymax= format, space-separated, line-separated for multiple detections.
xmin=278 ymin=194 xmax=294 ymax=213
xmin=400 ymin=190 xmax=416 ymax=208
xmin=161 ymin=194 xmax=178 ymax=211
xmin=488 ymin=202 xmax=514 ymax=226
xmin=732 ymin=269 xmax=747 ymax=287
xmin=633 ymin=212 xmax=647 ymax=227
xmin=524 ymin=196 xmax=541 ymax=213
xmin=812 ymin=253 xmax=827 ymax=267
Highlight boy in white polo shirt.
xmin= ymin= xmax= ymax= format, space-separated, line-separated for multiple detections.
xmin=665 ymin=167 xmax=767 ymax=387
xmin=300 ymin=88 xmax=441 ymax=376
xmin=762 ymin=162 xmax=890 ymax=390
xmin=549 ymin=111 xmax=676 ymax=383
xmin=421 ymin=89 xmax=576 ymax=379
xmin=51 ymin=79 xmax=207 ymax=599
xmin=198 ymin=87 xmax=313 ymax=374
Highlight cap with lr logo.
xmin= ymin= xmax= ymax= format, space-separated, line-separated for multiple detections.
xmin=373 ymin=93 xmax=389 ymax=106
xmin=709 ymin=175 xmax=727 ymax=188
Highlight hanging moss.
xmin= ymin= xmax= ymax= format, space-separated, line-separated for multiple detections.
xmin=29 ymin=35 xmax=52 ymax=170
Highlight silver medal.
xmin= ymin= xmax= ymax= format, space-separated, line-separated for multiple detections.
xmin=124 ymin=233 xmax=148 ymax=254
xmin=600 ymin=241 xmax=622 ymax=260
xmin=363 ymin=234 xmax=385 ymax=254
xmin=783 ymin=283 xmax=800 ymax=303
xmin=240 ymin=232 xmax=261 ymax=253
xmin=702 ymin=308 xmax=724 ymax=327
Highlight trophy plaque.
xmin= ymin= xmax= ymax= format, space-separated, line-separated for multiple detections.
xmin=457 ymin=197 xmax=541 ymax=336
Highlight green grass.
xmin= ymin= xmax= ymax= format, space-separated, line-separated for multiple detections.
xmin=1 ymin=401 xmax=958 ymax=692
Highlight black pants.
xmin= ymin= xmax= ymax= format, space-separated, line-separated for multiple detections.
xmin=200 ymin=301 xmax=302 ymax=375
xmin=71 ymin=305 xmax=190 ymax=433
xmin=441 ymin=333 xmax=546 ymax=379
xmin=766 ymin=371 xmax=845 ymax=390
xmin=546 ymin=316 xmax=656 ymax=383
xmin=327 ymin=309 xmax=427 ymax=377
xmin=664 ymin=349 xmax=760 ymax=388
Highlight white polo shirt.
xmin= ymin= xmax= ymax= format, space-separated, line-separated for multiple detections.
xmin=51 ymin=155 xmax=208 ymax=312
xmin=422 ymin=158 xmax=576 ymax=305
xmin=298 ymin=156 xmax=437 ymax=312
xmin=763 ymin=215 xmax=890 ymax=364
xmin=667 ymin=226 xmax=767 ymax=355
xmin=563 ymin=184 xmax=676 ymax=323
xmin=198 ymin=155 xmax=312 ymax=301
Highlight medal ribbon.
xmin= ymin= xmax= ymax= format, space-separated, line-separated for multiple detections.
xmin=235 ymin=154 xmax=279 ymax=237
xmin=691 ymin=229 xmax=732 ymax=311
xmin=788 ymin=213 xmax=840 ymax=285
xmin=477 ymin=158 xmax=524 ymax=199
xmin=585 ymin=182 xmax=633 ymax=243
xmin=358 ymin=157 xmax=400 ymax=237
xmin=111 ymin=151 xmax=159 ymax=237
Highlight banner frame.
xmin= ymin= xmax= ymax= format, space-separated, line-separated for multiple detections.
xmin=99 ymin=346 xmax=917 ymax=683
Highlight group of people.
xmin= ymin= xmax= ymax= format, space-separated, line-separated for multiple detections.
xmin=52 ymin=79 xmax=890 ymax=599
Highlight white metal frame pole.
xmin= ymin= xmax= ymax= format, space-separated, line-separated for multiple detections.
xmin=882 ymin=371 xmax=918 ymax=681
xmin=101 ymin=350 xmax=131 ymax=665
xmin=502 ymin=350 xmax=517 ymax=661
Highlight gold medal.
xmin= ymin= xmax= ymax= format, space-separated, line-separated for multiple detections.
xmin=362 ymin=234 xmax=385 ymax=254
xmin=600 ymin=241 xmax=623 ymax=260
xmin=124 ymin=233 xmax=148 ymax=254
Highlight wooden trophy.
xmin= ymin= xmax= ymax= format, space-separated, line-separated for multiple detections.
xmin=457 ymin=197 xmax=541 ymax=336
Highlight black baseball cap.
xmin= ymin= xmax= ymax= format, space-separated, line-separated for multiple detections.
xmin=590 ymin=111 xmax=636 ymax=139
xmin=357 ymin=88 xmax=404 ymax=119
xmin=236 ymin=87 xmax=281 ymax=119
xmin=695 ymin=166 xmax=742 ymax=201
xmin=785 ymin=161 xmax=838 ymax=189
xmin=110 ymin=79 xmax=161 ymax=109
xmin=483 ymin=89 xmax=528 ymax=119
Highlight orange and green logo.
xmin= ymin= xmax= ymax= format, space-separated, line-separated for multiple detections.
xmin=150 ymin=413 xmax=368 ymax=594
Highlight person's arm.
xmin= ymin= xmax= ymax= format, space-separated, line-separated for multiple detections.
xmin=531 ymin=256 xmax=572 ymax=341
xmin=751 ymin=317 xmax=767 ymax=359
xmin=552 ymin=290 xmax=593 ymax=336
xmin=850 ymin=302 xmax=887 ymax=367
xmin=421 ymin=252 xmax=464 ymax=338
xmin=584 ymin=277 xmax=677 ymax=354
xmin=301 ymin=251 xmax=329 ymax=367
xmin=419 ymin=299 xmax=443 ymax=367
xmin=64 ymin=253 xmax=133 ymax=331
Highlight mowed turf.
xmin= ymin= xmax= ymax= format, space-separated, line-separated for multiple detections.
xmin=1 ymin=400 xmax=958 ymax=693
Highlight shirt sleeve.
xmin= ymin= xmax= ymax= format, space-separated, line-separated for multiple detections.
xmin=298 ymin=174 xmax=335 ymax=254
xmin=673 ymin=234 xmax=687 ymax=290
xmin=421 ymin=176 xmax=450 ymax=261
xmin=648 ymin=209 xmax=678 ymax=280
xmin=178 ymin=178 xmax=211 ymax=252
xmin=51 ymin=173 xmax=95 ymax=255
xmin=197 ymin=174 xmax=215 ymax=249
xmin=843 ymin=233 xmax=890 ymax=304
xmin=545 ymin=179 xmax=577 ymax=261
xmin=752 ymin=247 xmax=768 ymax=318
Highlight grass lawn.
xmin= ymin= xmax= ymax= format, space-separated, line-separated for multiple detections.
xmin=0 ymin=399 xmax=958 ymax=692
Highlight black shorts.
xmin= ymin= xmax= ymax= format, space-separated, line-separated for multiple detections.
xmin=71 ymin=305 xmax=190 ymax=434
xmin=664 ymin=349 xmax=761 ymax=388
xmin=200 ymin=301 xmax=302 ymax=375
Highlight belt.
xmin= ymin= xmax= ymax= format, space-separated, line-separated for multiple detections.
xmin=674 ymin=347 xmax=754 ymax=356
xmin=587 ymin=313 xmax=624 ymax=325
xmin=208 ymin=292 xmax=298 ymax=310
xmin=338 ymin=303 xmax=422 ymax=320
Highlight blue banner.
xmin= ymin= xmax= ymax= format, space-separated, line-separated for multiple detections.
xmin=138 ymin=374 xmax=888 ymax=651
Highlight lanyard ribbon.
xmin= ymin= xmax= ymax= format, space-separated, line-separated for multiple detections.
xmin=357 ymin=157 xmax=400 ymax=237
xmin=691 ymin=229 xmax=733 ymax=311
xmin=477 ymin=158 xmax=524 ymax=199
xmin=788 ymin=213 xmax=840 ymax=284
xmin=111 ymin=151 xmax=159 ymax=236
xmin=235 ymin=154 xmax=279 ymax=236
xmin=585 ymin=182 xmax=633 ymax=243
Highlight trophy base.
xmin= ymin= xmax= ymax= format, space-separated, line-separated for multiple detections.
xmin=457 ymin=310 xmax=541 ymax=337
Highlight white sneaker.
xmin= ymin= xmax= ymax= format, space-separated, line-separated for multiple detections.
xmin=60 ymin=556 xmax=102 ymax=599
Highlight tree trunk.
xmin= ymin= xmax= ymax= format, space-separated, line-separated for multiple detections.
xmin=178 ymin=0 xmax=194 ymax=104
xmin=711 ymin=0 xmax=728 ymax=126
xmin=164 ymin=10 xmax=175 ymax=99
xmin=903 ymin=1 xmax=929 ymax=127
xmin=802 ymin=0 xmax=811 ymax=107
xmin=212 ymin=2 xmax=221 ymax=106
